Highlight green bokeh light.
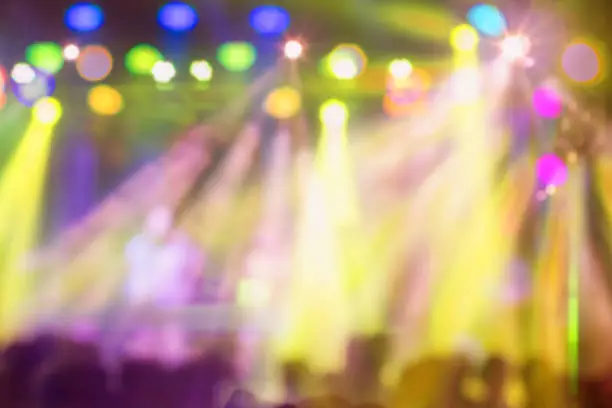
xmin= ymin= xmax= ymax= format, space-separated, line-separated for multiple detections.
xmin=216 ymin=42 xmax=257 ymax=72
xmin=125 ymin=44 xmax=164 ymax=75
xmin=25 ymin=43 xmax=64 ymax=74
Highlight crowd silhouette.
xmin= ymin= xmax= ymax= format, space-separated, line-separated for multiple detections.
xmin=0 ymin=330 xmax=598 ymax=408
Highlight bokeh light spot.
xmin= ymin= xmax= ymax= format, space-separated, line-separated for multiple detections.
xmin=319 ymin=99 xmax=348 ymax=126
xmin=217 ymin=42 xmax=257 ymax=72
xmin=152 ymin=61 xmax=176 ymax=83
xmin=326 ymin=44 xmax=367 ymax=80
xmin=250 ymin=5 xmax=290 ymax=36
xmin=466 ymin=4 xmax=507 ymax=37
xmin=33 ymin=97 xmax=62 ymax=125
xmin=25 ymin=43 xmax=64 ymax=74
xmin=63 ymin=44 xmax=80 ymax=61
xmin=501 ymin=35 xmax=531 ymax=62
xmin=76 ymin=45 xmax=113 ymax=82
xmin=536 ymin=154 xmax=568 ymax=187
xmin=264 ymin=86 xmax=301 ymax=119
xmin=125 ymin=44 xmax=164 ymax=75
xmin=158 ymin=2 xmax=198 ymax=32
xmin=386 ymin=67 xmax=432 ymax=106
xmin=284 ymin=40 xmax=303 ymax=60
xmin=65 ymin=3 xmax=104 ymax=32
xmin=532 ymin=86 xmax=563 ymax=119
xmin=450 ymin=24 xmax=479 ymax=52
xmin=88 ymin=85 xmax=124 ymax=116
xmin=12 ymin=70 xmax=56 ymax=107
xmin=11 ymin=63 xmax=36 ymax=84
xmin=388 ymin=59 xmax=413 ymax=80
xmin=190 ymin=60 xmax=213 ymax=81
xmin=562 ymin=41 xmax=603 ymax=83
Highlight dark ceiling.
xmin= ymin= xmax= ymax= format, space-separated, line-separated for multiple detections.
xmin=1 ymin=0 xmax=612 ymax=105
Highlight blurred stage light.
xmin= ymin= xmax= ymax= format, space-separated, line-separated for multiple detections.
xmin=217 ymin=42 xmax=257 ymax=72
xmin=12 ymin=69 xmax=55 ymax=107
xmin=63 ymin=44 xmax=80 ymax=61
xmin=0 ymin=66 xmax=6 ymax=111
xmin=0 ymin=65 xmax=6 ymax=90
xmin=536 ymin=153 xmax=568 ymax=187
xmin=158 ymin=2 xmax=198 ymax=32
xmin=532 ymin=86 xmax=562 ymax=119
xmin=319 ymin=99 xmax=348 ymax=126
xmin=450 ymin=24 xmax=479 ymax=52
xmin=76 ymin=45 xmax=113 ymax=82
xmin=388 ymin=58 xmax=413 ymax=80
xmin=25 ymin=43 xmax=64 ymax=74
xmin=466 ymin=4 xmax=507 ymax=37
xmin=500 ymin=35 xmax=530 ymax=62
xmin=284 ymin=40 xmax=303 ymax=60
xmin=250 ymin=5 xmax=290 ymax=36
xmin=264 ymin=86 xmax=301 ymax=119
xmin=562 ymin=41 xmax=603 ymax=83
xmin=11 ymin=63 xmax=36 ymax=84
xmin=32 ymin=97 xmax=62 ymax=125
xmin=65 ymin=3 xmax=104 ymax=32
xmin=125 ymin=44 xmax=164 ymax=75
xmin=88 ymin=85 xmax=123 ymax=116
xmin=190 ymin=60 xmax=213 ymax=81
xmin=152 ymin=61 xmax=176 ymax=83
xmin=326 ymin=44 xmax=367 ymax=80
xmin=386 ymin=67 xmax=432 ymax=106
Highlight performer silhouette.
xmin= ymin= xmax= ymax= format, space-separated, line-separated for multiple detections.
xmin=103 ymin=206 xmax=204 ymax=368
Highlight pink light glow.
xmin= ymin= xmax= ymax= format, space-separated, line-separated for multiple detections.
xmin=532 ymin=86 xmax=563 ymax=119
xmin=536 ymin=154 xmax=568 ymax=187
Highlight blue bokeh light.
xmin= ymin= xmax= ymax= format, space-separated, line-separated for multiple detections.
xmin=65 ymin=3 xmax=104 ymax=32
xmin=466 ymin=4 xmax=507 ymax=37
xmin=158 ymin=2 xmax=198 ymax=32
xmin=249 ymin=5 xmax=290 ymax=36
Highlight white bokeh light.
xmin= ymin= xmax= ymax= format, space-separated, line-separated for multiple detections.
xmin=152 ymin=61 xmax=176 ymax=83
xmin=63 ymin=44 xmax=80 ymax=61
xmin=11 ymin=63 xmax=36 ymax=84
xmin=284 ymin=40 xmax=303 ymax=60
xmin=500 ymin=34 xmax=531 ymax=63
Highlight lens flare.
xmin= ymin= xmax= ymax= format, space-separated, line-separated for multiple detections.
xmin=500 ymin=35 xmax=530 ymax=62
xmin=284 ymin=40 xmax=303 ymax=60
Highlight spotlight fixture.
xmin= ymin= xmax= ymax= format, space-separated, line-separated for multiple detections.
xmin=500 ymin=34 xmax=532 ymax=65
xmin=283 ymin=40 xmax=303 ymax=60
